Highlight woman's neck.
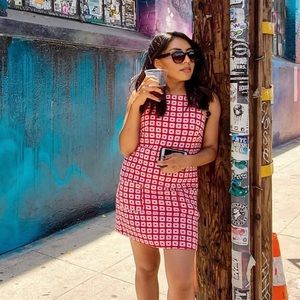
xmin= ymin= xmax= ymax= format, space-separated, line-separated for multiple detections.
xmin=166 ymin=80 xmax=186 ymax=95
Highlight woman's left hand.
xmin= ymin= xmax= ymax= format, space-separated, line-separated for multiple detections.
xmin=156 ymin=153 xmax=188 ymax=173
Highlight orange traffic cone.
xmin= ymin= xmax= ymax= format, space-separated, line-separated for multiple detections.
xmin=273 ymin=233 xmax=288 ymax=299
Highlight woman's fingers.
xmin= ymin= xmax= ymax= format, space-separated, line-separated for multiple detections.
xmin=138 ymin=86 xmax=163 ymax=102
xmin=156 ymin=154 xmax=186 ymax=173
xmin=134 ymin=76 xmax=164 ymax=104
xmin=157 ymin=160 xmax=168 ymax=168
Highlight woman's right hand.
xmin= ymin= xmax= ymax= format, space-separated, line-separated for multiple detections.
xmin=131 ymin=76 xmax=164 ymax=107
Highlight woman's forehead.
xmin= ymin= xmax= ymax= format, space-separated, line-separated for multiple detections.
xmin=165 ymin=37 xmax=192 ymax=51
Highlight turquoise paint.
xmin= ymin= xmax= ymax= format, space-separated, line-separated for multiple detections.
xmin=0 ymin=0 xmax=7 ymax=16
xmin=0 ymin=38 xmax=140 ymax=254
xmin=285 ymin=0 xmax=296 ymax=60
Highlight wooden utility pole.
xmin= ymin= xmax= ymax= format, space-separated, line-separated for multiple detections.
xmin=193 ymin=1 xmax=232 ymax=299
xmin=193 ymin=0 xmax=273 ymax=299
xmin=251 ymin=0 xmax=273 ymax=298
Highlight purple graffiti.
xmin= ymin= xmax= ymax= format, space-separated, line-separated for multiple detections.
xmin=170 ymin=0 xmax=192 ymax=22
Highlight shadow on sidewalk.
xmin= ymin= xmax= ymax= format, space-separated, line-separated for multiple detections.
xmin=273 ymin=137 xmax=300 ymax=158
xmin=0 ymin=211 xmax=118 ymax=285
xmin=288 ymin=259 xmax=300 ymax=270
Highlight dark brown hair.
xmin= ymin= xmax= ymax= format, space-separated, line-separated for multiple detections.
xmin=132 ymin=31 xmax=213 ymax=116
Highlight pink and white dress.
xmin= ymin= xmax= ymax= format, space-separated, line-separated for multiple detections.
xmin=115 ymin=94 xmax=207 ymax=250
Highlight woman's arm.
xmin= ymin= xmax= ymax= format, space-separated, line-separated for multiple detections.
xmin=119 ymin=92 xmax=142 ymax=156
xmin=119 ymin=77 xmax=163 ymax=157
xmin=157 ymin=94 xmax=221 ymax=172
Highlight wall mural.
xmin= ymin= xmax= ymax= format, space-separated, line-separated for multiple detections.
xmin=296 ymin=0 xmax=300 ymax=63
xmin=272 ymin=60 xmax=300 ymax=145
xmin=138 ymin=0 xmax=192 ymax=37
xmin=0 ymin=0 xmax=8 ymax=15
xmin=0 ymin=37 xmax=141 ymax=254
xmin=273 ymin=0 xmax=286 ymax=57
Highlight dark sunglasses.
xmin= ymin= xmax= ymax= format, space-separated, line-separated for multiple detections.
xmin=156 ymin=49 xmax=197 ymax=64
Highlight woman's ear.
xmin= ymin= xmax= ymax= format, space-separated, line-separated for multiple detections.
xmin=153 ymin=58 xmax=163 ymax=69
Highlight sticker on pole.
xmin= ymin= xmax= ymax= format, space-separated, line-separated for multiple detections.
xmin=230 ymin=102 xmax=249 ymax=134
xmin=232 ymin=225 xmax=249 ymax=246
xmin=231 ymin=135 xmax=249 ymax=161
xmin=230 ymin=159 xmax=249 ymax=197
xmin=232 ymin=287 xmax=250 ymax=300
xmin=232 ymin=251 xmax=255 ymax=290
xmin=231 ymin=196 xmax=249 ymax=227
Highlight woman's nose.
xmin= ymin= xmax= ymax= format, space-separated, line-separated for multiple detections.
xmin=183 ymin=54 xmax=191 ymax=63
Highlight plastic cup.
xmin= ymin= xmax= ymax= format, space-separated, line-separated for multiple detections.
xmin=144 ymin=69 xmax=167 ymax=87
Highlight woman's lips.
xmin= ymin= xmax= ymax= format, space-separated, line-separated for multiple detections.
xmin=180 ymin=67 xmax=192 ymax=73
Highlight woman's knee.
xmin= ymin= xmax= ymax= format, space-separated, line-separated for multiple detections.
xmin=136 ymin=261 xmax=160 ymax=278
xmin=169 ymin=274 xmax=194 ymax=291
xmin=130 ymin=240 xmax=160 ymax=278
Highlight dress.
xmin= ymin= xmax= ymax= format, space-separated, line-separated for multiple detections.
xmin=115 ymin=94 xmax=207 ymax=250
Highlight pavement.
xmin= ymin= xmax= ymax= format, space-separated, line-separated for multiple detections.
xmin=0 ymin=137 xmax=299 ymax=300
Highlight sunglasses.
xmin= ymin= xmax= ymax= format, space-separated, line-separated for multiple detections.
xmin=156 ymin=49 xmax=197 ymax=64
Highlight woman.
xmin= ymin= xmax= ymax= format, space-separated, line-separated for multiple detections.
xmin=115 ymin=31 xmax=221 ymax=300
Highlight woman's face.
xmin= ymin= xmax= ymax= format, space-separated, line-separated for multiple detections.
xmin=154 ymin=37 xmax=195 ymax=83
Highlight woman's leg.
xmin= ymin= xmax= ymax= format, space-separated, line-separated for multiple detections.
xmin=163 ymin=248 xmax=196 ymax=300
xmin=130 ymin=239 xmax=160 ymax=300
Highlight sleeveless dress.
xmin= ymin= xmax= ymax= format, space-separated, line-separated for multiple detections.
xmin=115 ymin=94 xmax=207 ymax=250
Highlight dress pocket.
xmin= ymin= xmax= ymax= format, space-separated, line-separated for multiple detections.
xmin=116 ymin=180 xmax=144 ymax=214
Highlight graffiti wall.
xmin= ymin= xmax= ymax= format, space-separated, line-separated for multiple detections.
xmin=0 ymin=37 xmax=140 ymax=254
xmin=285 ymin=0 xmax=296 ymax=61
xmin=138 ymin=0 xmax=192 ymax=37
xmin=0 ymin=0 xmax=193 ymax=255
xmin=296 ymin=0 xmax=300 ymax=63
xmin=272 ymin=57 xmax=300 ymax=146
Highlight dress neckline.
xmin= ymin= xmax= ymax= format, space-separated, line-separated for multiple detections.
xmin=166 ymin=94 xmax=187 ymax=97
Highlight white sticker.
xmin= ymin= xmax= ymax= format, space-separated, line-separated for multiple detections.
xmin=232 ymin=250 xmax=243 ymax=288
xmin=230 ymin=103 xmax=249 ymax=134
xmin=231 ymin=135 xmax=249 ymax=160
xmin=232 ymin=225 xmax=249 ymax=246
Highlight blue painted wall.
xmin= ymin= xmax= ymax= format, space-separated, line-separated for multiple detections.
xmin=0 ymin=37 xmax=140 ymax=254
xmin=0 ymin=0 xmax=193 ymax=255
xmin=272 ymin=57 xmax=300 ymax=146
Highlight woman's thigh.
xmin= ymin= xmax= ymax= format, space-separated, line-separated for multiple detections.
xmin=163 ymin=248 xmax=195 ymax=286
xmin=130 ymin=239 xmax=161 ymax=273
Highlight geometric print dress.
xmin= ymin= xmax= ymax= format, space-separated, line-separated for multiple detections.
xmin=115 ymin=94 xmax=207 ymax=250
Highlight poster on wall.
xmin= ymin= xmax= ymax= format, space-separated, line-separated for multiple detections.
xmin=29 ymin=0 xmax=51 ymax=10
xmin=123 ymin=0 xmax=135 ymax=28
xmin=81 ymin=0 xmax=104 ymax=23
xmin=54 ymin=0 xmax=77 ymax=16
xmin=7 ymin=0 xmax=23 ymax=7
xmin=104 ymin=0 xmax=121 ymax=26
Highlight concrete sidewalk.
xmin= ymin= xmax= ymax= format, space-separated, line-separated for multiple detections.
xmin=0 ymin=138 xmax=299 ymax=300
